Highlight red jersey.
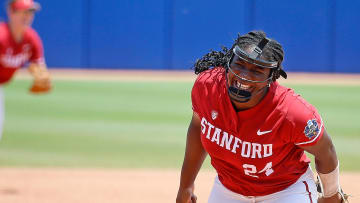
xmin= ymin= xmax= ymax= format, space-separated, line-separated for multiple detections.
xmin=191 ymin=67 xmax=324 ymax=196
xmin=0 ymin=22 xmax=44 ymax=84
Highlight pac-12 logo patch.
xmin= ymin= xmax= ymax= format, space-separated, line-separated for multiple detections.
xmin=304 ymin=119 xmax=320 ymax=139
xmin=211 ymin=110 xmax=218 ymax=120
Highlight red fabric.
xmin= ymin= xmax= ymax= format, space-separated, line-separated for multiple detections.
xmin=0 ymin=22 xmax=44 ymax=84
xmin=191 ymin=67 xmax=324 ymax=196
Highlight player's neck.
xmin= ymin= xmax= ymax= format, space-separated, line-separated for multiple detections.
xmin=8 ymin=23 xmax=26 ymax=43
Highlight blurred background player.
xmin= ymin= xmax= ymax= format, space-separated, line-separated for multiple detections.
xmin=0 ymin=0 xmax=51 ymax=139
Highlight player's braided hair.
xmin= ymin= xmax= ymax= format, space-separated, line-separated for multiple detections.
xmin=194 ymin=30 xmax=285 ymax=81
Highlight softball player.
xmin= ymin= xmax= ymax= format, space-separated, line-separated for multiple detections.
xmin=0 ymin=0 xmax=51 ymax=139
xmin=176 ymin=31 xmax=347 ymax=203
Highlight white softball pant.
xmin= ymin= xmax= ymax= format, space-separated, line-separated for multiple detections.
xmin=208 ymin=166 xmax=317 ymax=203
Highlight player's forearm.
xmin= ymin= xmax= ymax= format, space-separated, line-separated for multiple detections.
xmin=28 ymin=62 xmax=49 ymax=77
xmin=179 ymin=119 xmax=207 ymax=189
xmin=313 ymin=136 xmax=344 ymax=201
xmin=314 ymin=142 xmax=338 ymax=174
xmin=301 ymin=130 xmax=339 ymax=174
xmin=179 ymin=144 xmax=207 ymax=189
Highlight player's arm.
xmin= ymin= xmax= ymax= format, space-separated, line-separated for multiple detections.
xmin=176 ymin=112 xmax=208 ymax=203
xmin=300 ymin=129 xmax=345 ymax=203
xmin=27 ymin=29 xmax=51 ymax=94
xmin=28 ymin=62 xmax=51 ymax=94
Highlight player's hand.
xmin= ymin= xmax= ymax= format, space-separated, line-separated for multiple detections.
xmin=318 ymin=192 xmax=343 ymax=203
xmin=29 ymin=71 xmax=52 ymax=94
xmin=176 ymin=185 xmax=197 ymax=203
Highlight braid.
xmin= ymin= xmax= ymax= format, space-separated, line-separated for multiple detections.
xmin=194 ymin=46 xmax=232 ymax=75
xmin=194 ymin=31 xmax=285 ymax=81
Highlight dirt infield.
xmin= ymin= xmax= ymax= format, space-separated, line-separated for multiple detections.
xmin=0 ymin=168 xmax=358 ymax=203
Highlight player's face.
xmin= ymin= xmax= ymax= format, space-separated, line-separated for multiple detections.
xmin=228 ymin=55 xmax=271 ymax=82
xmin=227 ymin=55 xmax=271 ymax=105
xmin=8 ymin=9 xmax=35 ymax=28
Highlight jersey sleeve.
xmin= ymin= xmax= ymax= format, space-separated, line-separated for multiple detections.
xmin=191 ymin=78 xmax=201 ymax=115
xmin=288 ymin=96 xmax=325 ymax=146
xmin=29 ymin=30 xmax=45 ymax=64
xmin=0 ymin=30 xmax=5 ymax=55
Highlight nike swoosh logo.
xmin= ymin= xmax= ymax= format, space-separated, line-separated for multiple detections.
xmin=257 ymin=130 xmax=272 ymax=136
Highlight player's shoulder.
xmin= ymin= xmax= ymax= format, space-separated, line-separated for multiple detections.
xmin=24 ymin=26 xmax=42 ymax=42
xmin=0 ymin=22 xmax=10 ymax=42
xmin=25 ymin=26 xmax=39 ymax=36
xmin=191 ymin=67 xmax=226 ymax=113
xmin=194 ymin=67 xmax=225 ymax=86
xmin=192 ymin=67 xmax=226 ymax=100
xmin=274 ymin=84 xmax=324 ymax=145
xmin=0 ymin=22 xmax=7 ymax=31
xmin=279 ymin=85 xmax=320 ymax=123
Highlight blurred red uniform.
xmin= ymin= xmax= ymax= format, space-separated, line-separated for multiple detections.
xmin=0 ymin=22 xmax=44 ymax=84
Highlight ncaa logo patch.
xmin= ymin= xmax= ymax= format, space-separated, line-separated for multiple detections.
xmin=304 ymin=119 xmax=320 ymax=139
xmin=211 ymin=110 xmax=218 ymax=120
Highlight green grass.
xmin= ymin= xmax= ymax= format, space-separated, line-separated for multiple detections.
xmin=0 ymin=80 xmax=359 ymax=171
xmin=288 ymin=84 xmax=360 ymax=139
xmin=0 ymin=80 xmax=194 ymax=168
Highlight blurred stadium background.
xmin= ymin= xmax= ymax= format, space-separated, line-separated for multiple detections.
xmin=1 ymin=0 xmax=359 ymax=72
xmin=0 ymin=0 xmax=359 ymax=202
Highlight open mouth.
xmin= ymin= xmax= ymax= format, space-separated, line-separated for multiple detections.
xmin=228 ymin=79 xmax=253 ymax=102
xmin=232 ymin=80 xmax=253 ymax=91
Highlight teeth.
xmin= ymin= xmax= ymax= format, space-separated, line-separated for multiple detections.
xmin=235 ymin=81 xmax=250 ymax=90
